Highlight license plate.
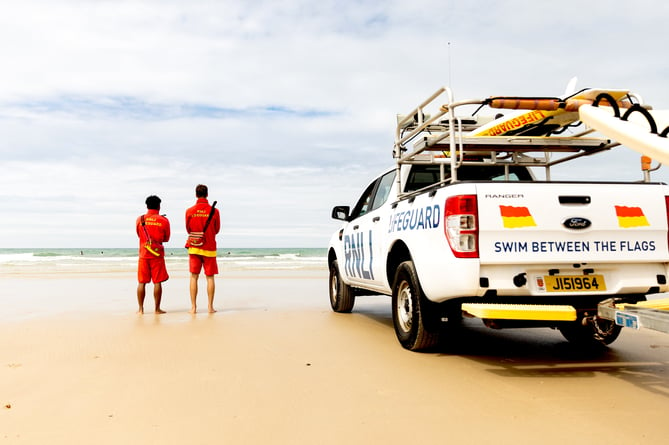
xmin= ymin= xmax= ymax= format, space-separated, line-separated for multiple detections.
xmin=540 ymin=274 xmax=607 ymax=292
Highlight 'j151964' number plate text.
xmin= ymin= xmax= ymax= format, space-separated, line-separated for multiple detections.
xmin=538 ymin=275 xmax=606 ymax=292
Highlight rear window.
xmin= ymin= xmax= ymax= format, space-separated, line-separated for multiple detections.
xmin=405 ymin=164 xmax=532 ymax=192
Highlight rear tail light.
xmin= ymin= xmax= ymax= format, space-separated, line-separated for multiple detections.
xmin=444 ymin=195 xmax=479 ymax=258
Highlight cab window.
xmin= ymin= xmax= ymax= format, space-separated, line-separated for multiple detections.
xmin=405 ymin=165 xmax=442 ymax=192
xmin=405 ymin=164 xmax=532 ymax=191
xmin=350 ymin=182 xmax=376 ymax=220
xmin=370 ymin=170 xmax=396 ymax=211
xmin=350 ymin=170 xmax=396 ymax=220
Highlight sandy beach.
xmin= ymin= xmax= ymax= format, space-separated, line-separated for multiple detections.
xmin=3 ymin=267 xmax=669 ymax=444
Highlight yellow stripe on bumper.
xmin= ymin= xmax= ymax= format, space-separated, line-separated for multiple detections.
xmin=462 ymin=303 xmax=577 ymax=321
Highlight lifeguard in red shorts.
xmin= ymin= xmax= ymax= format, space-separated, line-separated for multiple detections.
xmin=136 ymin=195 xmax=171 ymax=314
xmin=185 ymin=184 xmax=221 ymax=314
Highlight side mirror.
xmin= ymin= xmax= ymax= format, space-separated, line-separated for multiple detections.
xmin=331 ymin=205 xmax=350 ymax=221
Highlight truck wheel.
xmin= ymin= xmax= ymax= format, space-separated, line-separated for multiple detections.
xmin=392 ymin=261 xmax=440 ymax=351
xmin=329 ymin=260 xmax=355 ymax=313
xmin=558 ymin=317 xmax=622 ymax=347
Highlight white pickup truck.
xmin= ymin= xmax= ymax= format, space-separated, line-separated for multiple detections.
xmin=327 ymin=86 xmax=669 ymax=351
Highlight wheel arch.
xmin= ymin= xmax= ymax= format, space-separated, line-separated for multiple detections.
xmin=386 ymin=240 xmax=412 ymax=286
xmin=328 ymin=247 xmax=338 ymax=267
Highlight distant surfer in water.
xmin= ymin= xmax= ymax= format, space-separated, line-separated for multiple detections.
xmin=136 ymin=195 xmax=171 ymax=314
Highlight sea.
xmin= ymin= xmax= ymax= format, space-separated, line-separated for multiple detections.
xmin=0 ymin=247 xmax=328 ymax=274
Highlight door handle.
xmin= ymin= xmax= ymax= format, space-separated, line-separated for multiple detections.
xmin=559 ymin=195 xmax=591 ymax=204
xmin=372 ymin=217 xmax=380 ymax=222
xmin=353 ymin=225 xmax=359 ymax=230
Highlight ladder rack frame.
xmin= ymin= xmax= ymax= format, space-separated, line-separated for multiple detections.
xmin=393 ymin=87 xmax=618 ymax=199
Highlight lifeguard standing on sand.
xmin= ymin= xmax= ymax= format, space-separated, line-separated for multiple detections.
xmin=136 ymin=195 xmax=171 ymax=314
xmin=185 ymin=184 xmax=220 ymax=314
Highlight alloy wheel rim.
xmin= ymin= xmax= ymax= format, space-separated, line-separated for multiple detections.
xmin=330 ymin=273 xmax=338 ymax=305
xmin=397 ymin=281 xmax=413 ymax=332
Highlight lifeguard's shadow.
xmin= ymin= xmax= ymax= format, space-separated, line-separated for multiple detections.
xmin=351 ymin=295 xmax=669 ymax=399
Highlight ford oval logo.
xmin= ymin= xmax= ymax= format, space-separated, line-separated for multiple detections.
xmin=563 ymin=217 xmax=591 ymax=230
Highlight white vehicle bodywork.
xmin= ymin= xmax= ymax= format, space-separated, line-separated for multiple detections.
xmin=328 ymin=86 xmax=669 ymax=351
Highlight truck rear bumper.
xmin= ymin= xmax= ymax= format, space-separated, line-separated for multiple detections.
xmin=423 ymin=262 xmax=668 ymax=304
xmin=479 ymin=262 xmax=668 ymax=298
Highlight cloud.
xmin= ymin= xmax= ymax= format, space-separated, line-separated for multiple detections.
xmin=4 ymin=96 xmax=336 ymax=121
xmin=1 ymin=0 xmax=669 ymax=248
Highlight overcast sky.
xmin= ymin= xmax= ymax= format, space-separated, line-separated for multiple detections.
xmin=2 ymin=0 xmax=669 ymax=248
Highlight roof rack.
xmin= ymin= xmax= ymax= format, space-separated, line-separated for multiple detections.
xmin=393 ymin=87 xmax=619 ymax=196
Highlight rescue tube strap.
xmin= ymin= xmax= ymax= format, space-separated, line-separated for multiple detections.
xmin=188 ymin=201 xmax=217 ymax=247
xmin=141 ymin=215 xmax=161 ymax=257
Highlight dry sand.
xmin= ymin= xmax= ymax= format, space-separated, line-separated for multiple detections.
xmin=2 ymin=268 xmax=669 ymax=444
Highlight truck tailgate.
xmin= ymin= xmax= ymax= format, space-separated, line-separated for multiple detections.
xmin=476 ymin=182 xmax=669 ymax=264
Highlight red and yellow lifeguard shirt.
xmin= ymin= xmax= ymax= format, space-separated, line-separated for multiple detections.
xmin=185 ymin=198 xmax=220 ymax=257
xmin=136 ymin=209 xmax=171 ymax=259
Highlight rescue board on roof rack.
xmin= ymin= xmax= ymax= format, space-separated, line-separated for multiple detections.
xmin=471 ymin=88 xmax=631 ymax=137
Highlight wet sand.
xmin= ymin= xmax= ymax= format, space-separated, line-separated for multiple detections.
xmin=2 ymin=269 xmax=669 ymax=444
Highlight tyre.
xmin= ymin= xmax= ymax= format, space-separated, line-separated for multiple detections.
xmin=329 ymin=259 xmax=355 ymax=313
xmin=391 ymin=261 xmax=440 ymax=351
xmin=558 ymin=316 xmax=622 ymax=348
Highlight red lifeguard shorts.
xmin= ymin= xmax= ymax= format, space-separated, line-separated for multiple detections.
xmin=189 ymin=254 xmax=219 ymax=276
xmin=138 ymin=257 xmax=169 ymax=283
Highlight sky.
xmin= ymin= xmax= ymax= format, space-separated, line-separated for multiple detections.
xmin=2 ymin=0 xmax=669 ymax=248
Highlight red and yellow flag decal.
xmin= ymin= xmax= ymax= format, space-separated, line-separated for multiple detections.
xmin=500 ymin=205 xmax=536 ymax=229
xmin=615 ymin=205 xmax=649 ymax=228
